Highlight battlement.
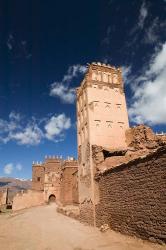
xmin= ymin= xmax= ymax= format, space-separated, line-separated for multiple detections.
xmin=32 ymin=161 xmax=43 ymax=167
xmin=90 ymin=62 xmax=121 ymax=71
xmin=44 ymin=155 xmax=63 ymax=162
xmin=63 ymin=159 xmax=78 ymax=168
xmin=76 ymin=62 xmax=123 ymax=98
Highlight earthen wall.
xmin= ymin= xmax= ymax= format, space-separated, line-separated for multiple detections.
xmin=12 ymin=190 xmax=44 ymax=211
xmin=32 ymin=165 xmax=45 ymax=191
xmin=95 ymin=147 xmax=166 ymax=243
xmin=0 ymin=190 xmax=7 ymax=206
xmin=60 ymin=165 xmax=78 ymax=205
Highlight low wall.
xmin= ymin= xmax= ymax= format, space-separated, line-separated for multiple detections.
xmin=12 ymin=189 xmax=44 ymax=211
xmin=0 ymin=190 xmax=7 ymax=206
xmin=95 ymin=147 xmax=166 ymax=244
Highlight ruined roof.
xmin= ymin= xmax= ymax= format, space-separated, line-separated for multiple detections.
xmin=95 ymin=145 xmax=166 ymax=180
xmin=93 ymin=125 xmax=166 ymax=177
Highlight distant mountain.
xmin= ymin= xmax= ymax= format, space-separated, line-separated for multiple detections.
xmin=0 ymin=177 xmax=32 ymax=202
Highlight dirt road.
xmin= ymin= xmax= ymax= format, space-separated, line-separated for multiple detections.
xmin=0 ymin=204 xmax=165 ymax=250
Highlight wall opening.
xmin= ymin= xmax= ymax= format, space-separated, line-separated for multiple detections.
xmin=48 ymin=194 xmax=56 ymax=203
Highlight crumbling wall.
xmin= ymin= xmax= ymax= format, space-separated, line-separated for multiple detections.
xmin=80 ymin=199 xmax=94 ymax=225
xmin=72 ymin=171 xmax=79 ymax=204
xmin=12 ymin=190 xmax=44 ymax=211
xmin=125 ymin=125 xmax=165 ymax=150
xmin=0 ymin=190 xmax=7 ymax=206
xmin=95 ymin=146 xmax=166 ymax=244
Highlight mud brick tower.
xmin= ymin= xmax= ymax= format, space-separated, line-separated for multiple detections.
xmin=76 ymin=62 xmax=129 ymax=225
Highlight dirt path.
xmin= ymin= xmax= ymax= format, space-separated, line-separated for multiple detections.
xmin=0 ymin=204 xmax=165 ymax=250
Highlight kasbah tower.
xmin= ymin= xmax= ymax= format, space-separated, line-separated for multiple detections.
xmin=76 ymin=62 xmax=129 ymax=226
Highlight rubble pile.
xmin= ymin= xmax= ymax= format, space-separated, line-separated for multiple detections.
xmin=93 ymin=125 xmax=166 ymax=172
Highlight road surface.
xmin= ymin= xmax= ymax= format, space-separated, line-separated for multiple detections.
xmin=0 ymin=204 xmax=165 ymax=250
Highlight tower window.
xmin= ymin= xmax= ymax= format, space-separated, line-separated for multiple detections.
xmin=37 ymin=177 xmax=41 ymax=182
xmin=94 ymin=101 xmax=99 ymax=107
xmin=116 ymin=104 xmax=122 ymax=109
xmin=104 ymin=102 xmax=111 ymax=108
xmin=106 ymin=121 xmax=113 ymax=128
xmin=94 ymin=120 xmax=101 ymax=127
xmin=118 ymin=122 xmax=124 ymax=129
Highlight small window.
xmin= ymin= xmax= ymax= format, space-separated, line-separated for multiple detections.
xmin=118 ymin=122 xmax=124 ymax=129
xmin=93 ymin=84 xmax=97 ymax=88
xmin=104 ymin=102 xmax=111 ymax=108
xmin=37 ymin=177 xmax=41 ymax=182
xmin=94 ymin=101 xmax=99 ymax=107
xmin=94 ymin=120 xmax=101 ymax=127
xmin=106 ymin=121 xmax=113 ymax=128
xmin=116 ymin=104 xmax=122 ymax=109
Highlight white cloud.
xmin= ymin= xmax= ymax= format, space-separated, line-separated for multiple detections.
xmin=122 ymin=65 xmax=132 ymax=84
xmin=138 ymin=1 xmax=148 ymax=29
xmin=4 ymin=163 xmax=13 ymax=175
xmin=9 ymin=111 xmax=21 ymax=121
xmin=102 ymin=26 xmax=111 ymax=46
xmin=16 ymin=163 xmax=23 ymax=171
xmin=7 ymin=34 xmax=14 ymax=50
xmin=45 ymin=114 xmax=71 ymax=140
xmin=129 ymin=42 xmax=166 ymax=125
xmin=9 ymin=124 xmax=43 ymax=146
xmin=63 ymin=64 xmax=87 ymax=82
xmin=50 ymin=83 xmax=75 ymax=104
xmin=0 ymin=112 xmax=71 ymax=146
xmin=50 ymin=64 xmax=87 ymax=104
xmin=143 ymin=18 xmax=166 ymax=45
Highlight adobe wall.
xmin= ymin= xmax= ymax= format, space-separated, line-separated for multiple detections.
xmin=32 ymin=165 xmax=45 ymax=191
xmin=0 ymin=190 xmax=7 ymax=206
xmin=44 ymin=171 xmax=62 ymax=203
xmin=95 ymin=147 xmax=166 ymax=244
xmin=72 ymin=171 xmax=79 ymax=204
xmin=44 ymin=158 xmax=62 ymax=173
xmin=12 ymin=190 xmax=44 ymax=211
xmin=60 ymin=163 xmax=78 ymax=205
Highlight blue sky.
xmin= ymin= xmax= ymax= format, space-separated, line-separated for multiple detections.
xmin=0 ymin=0 xmax=166 ymax=179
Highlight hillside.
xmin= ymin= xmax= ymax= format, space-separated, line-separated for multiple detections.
xmin=0 ymin=177 xmax=32 ymax=202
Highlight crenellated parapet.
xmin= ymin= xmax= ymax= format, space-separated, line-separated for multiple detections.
xmin=76 ymin=62 xmax=124 ymax=99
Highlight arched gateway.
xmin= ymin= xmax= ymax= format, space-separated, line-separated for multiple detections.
xmin=48 ymin=194 xmax=56 ymax=203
